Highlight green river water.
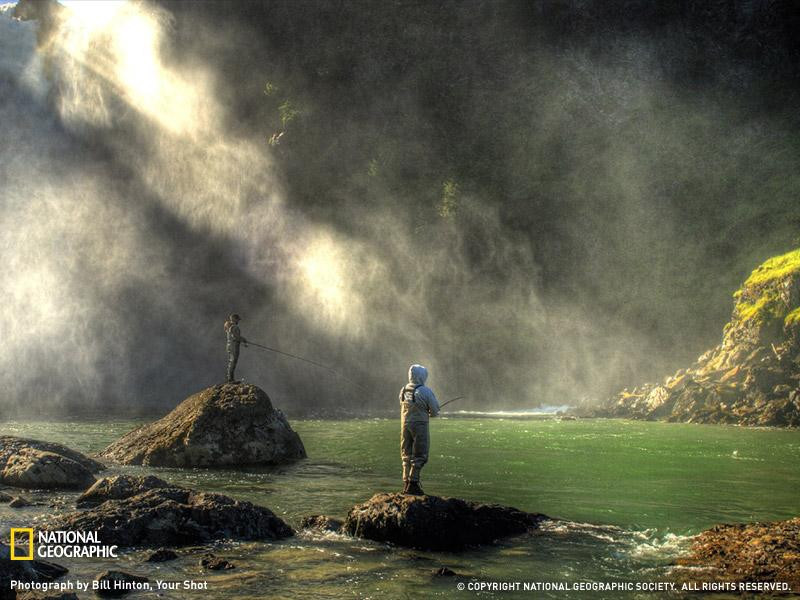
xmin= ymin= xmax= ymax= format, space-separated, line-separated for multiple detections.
xmin=2 ymin=416 xmax=799 ymax=599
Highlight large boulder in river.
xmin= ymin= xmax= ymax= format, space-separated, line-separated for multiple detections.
xmin=0 ymin=436 xmax=103 ymax=490
xmin=49 ymin=485 xmax=294 ymax=548
xmin=344 ymin=493 xmax=548 ymax=551
xmin=583 ymin=248 xmax=800 ymax=427
xmin=2 ymin=449 xmax=96 ymax=491
xmin=99 ymin=383 xmax=306 ymax=467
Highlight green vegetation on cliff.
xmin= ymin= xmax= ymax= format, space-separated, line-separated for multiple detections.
xmin=734 ymin=248 xmax=800 ymax=327
xmin=743 ymin=248 xmax=800 ymax=288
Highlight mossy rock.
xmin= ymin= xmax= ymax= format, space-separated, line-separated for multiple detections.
xmin=732 ymin=248 xmax=800 ymax=330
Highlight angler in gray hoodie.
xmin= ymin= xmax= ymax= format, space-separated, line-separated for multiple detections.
xmin=399 ymin=364 xmax=440 ymax=495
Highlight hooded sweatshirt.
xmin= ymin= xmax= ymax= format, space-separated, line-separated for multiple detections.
xmin=399 ymin=364 xmax=440 ymax=423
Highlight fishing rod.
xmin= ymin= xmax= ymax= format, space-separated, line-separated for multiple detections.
xmin=439 ymin=396 xmax=464 ymax=409
xmin=247 ymin=341 xmax=335 ymax=373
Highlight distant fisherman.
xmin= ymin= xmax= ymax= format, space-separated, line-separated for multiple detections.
xmin=399 ymin=364 xmax=440 ymax=495
xmin=224 ymin=313 xmax=248 ymax=383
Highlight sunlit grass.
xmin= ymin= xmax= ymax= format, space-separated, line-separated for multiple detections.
xmin=742 ymin=248 xmax=800 ymax=289
xmin=733 ymin=248 xmax=800 ymax=325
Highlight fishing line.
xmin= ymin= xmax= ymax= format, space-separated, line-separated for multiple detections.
xmin=247 ymin=340 xmax=373 ymax=394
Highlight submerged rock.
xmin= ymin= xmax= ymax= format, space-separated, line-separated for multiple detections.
xmin=9 ymin=496 xmax=33 ymax=508
xmin=99 ymin=383 xmax=306 ymax=467
xmin=1 ymin=543 xmax=68 ymax=600
xmin=0 ymin=491 xmax=12 ymax=503
xmin=344 ymin=493 xmax=548 ymax=551
xmin=0 ymin=436 xmax=103 ymax=490
xmin=145 ymin=548 xmax=179 ymax=563
xmin=93 ymin=570 xmax=148 ymax=598
xmin=676 ymin=517 xmax=800 ymax=592
xmin=77 ymin=474 xmax=171 ymax=508
xmin=300 ymin=515 xmax=344 ymax=533
xmin=433 ymin=567 xmax=458 ymax=577
xmin=199 ymin=553 xmax=234 ymax=570
xmin=49 ymin=485 xmax=294 ymax=548
xmin=583 ymin=249 xmax=800 ymax=427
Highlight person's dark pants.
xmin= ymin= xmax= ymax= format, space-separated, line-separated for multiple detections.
xmin=401 ymin=420 xmax=429 ymax=483
xmin=226 ymin=345 xmax=239 ymax=382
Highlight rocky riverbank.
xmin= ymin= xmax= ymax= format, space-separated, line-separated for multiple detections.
xmin=675 ymin=517 xmax=800 ymax=593
xmin=582 ymin=249 xmax=800 ymax=426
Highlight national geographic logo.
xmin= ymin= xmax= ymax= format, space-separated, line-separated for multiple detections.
xmin=8 ymin=528 xmax=118 ymax=559
xmin=10 ymin=528 xmax=33 ymax=560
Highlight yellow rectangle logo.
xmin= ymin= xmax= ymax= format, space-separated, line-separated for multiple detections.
xmin=10 ymin=528 xmax=34 ymax=560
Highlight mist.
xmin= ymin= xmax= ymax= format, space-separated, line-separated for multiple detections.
xmin=1 ymin=0 xmax=799 ymax=418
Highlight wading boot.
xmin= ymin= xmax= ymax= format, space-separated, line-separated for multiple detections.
xmin=406 ymin=481 xmax=424 ymax=496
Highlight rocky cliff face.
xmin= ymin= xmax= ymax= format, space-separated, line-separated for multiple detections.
xmin=587 ymin=249 xmax=800 ymax=426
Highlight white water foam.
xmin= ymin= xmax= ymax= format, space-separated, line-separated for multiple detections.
xmin=540 ymin=520 xmax=694 ymax=561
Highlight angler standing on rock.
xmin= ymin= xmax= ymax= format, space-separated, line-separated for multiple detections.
xmin=400 ymin=364 xmax=440 ymax=495
xmin=224 ymin=313 xmax=248 ymax=383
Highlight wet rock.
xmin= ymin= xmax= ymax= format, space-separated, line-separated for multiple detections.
xmin=0 ymin=436 xmax=104 ymax=473
xmin=1 ymin=543 xmax=68 ymax=600
xmin=93 ymin=570 xmax=148 ymax=598
xmin=300 ymin=515 xmax=344 ymax=533
xmin=77 ymin=474 xmax=171 ymax=508
xmin=344 ymin=493 xmax=548 ymax=551
xmin=9 ymin=496 xmax=33 ymax=508
xmin=2 ymin=449 xmax=96 ymax=491
xmin=0 ymin=491 xmax=12 ymax=503
xmin=433 ymin=567 xmax=457 ymax=576
xmin=675 ymin=517 xmax=800 ymax=592
xmin=199 ymin=553 xmax=234 ymax=570
xmin=99 ymin=383 xmax=306 ymax=467
xmin=145 ymin=548 xmax=179 ymax=562
xmin=49 ymin=485 xmax=294 ymax=548
xmin=0 ymin=436 xmax=103 ymax=490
